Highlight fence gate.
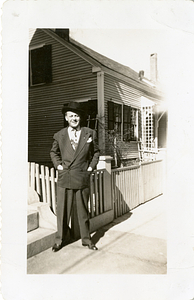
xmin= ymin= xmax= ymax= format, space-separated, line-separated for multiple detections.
xmin=72 ymin=169 xmax=114 ymax=238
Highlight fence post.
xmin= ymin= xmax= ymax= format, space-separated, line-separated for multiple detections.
xmin=97 ymin=156 xmax=113 ymax=211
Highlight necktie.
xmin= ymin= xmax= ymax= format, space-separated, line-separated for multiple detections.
xmin=71 ymin=129 xmax=78 ymax=150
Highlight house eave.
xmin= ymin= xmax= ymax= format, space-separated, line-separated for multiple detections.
xmin=41 ymin=29 xmax=102 ymax=68
xmin=41 ymin=28 xmax=164 ymax=102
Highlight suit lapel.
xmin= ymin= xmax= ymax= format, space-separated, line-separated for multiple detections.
xmin=61 ymin=127 xmax=73 ymax=156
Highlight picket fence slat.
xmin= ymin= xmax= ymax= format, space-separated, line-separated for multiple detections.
xmin=40 ymin=165 xmax=46 ymax=203
xmin=30 ymin=162 xmax=35 ymax=189
xmin=99 ymin=172 xmax=103 ymax=214
xmin=35 ymin=164 xmax=41 ymax=195
xmin=45 ymin=167 xmax=51 ymax=206
xmin=89 ymin=175 xmax=94 ymax=217
xmin=50 ymin=168 xmax=56 ymax=214
xmin=94 ymin=173 xmax=99 ymax=216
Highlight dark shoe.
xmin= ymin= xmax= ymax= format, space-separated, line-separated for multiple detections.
xmin=52 ymin=243 xmax=62 ymax=252
xmin=82 ymin=243 xmax=98 ymax=250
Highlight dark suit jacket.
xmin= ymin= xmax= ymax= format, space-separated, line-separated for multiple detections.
xmin=50 ymin=127 xmax=100 ymax=189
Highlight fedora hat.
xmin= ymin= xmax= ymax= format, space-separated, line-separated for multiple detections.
xmin=62 ymin=102 xmax=85 ymax=116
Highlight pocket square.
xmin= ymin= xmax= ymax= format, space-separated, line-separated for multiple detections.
xmin=87 ymin=137 xmax=92 ymax=143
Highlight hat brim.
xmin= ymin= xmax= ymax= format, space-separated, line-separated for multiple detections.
xmin=62 ymin=106 xmax=86 ymax=117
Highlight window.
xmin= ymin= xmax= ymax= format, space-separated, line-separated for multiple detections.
xmin=108 ymin=101 xmax=122 ymax=136
xmin=108 ymin=101 xmax=138 ymax=141
xmin=78 ymin=100 xmax=98 ymax=129
xmin=29 ymin=45 xmax=52 ymax=85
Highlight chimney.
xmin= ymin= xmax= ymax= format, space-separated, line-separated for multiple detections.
xmin=139 ymin=70 xmax=144 ymax=80
xmin=54 ymin=29 xmax=69 ymax=42
xmin=150 ymin=53 xmax=158 ymax=82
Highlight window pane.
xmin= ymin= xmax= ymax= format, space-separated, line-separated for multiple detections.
xmin=31 ymin=47 xmax=45 ymax=85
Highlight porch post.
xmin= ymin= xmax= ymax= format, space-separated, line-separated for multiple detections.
xmin=96 ymin=69 xmax=105 ymax=154
xmin=97 ymin=155 xmax=112 ymax=174
xmin=97 ymin=156 xmax=113 ymax=211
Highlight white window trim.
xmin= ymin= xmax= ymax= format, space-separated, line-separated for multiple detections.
xmin=74 ymin=98 xmax=92 ymax=103
xmin=29 ymin=43 xmax=46 ymax=50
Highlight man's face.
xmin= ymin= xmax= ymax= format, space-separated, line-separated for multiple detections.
xmin=65 ymin=111 xmax=81 ymax=129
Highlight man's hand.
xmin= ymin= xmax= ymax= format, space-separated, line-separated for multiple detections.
xmin=57 ymin=165 xmax=63 ymax=170
xmin=87 ymin=166 xmax=92 ymax=172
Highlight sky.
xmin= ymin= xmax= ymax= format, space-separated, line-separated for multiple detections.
xmin=70 ymin=28 xmax=169 ymax=83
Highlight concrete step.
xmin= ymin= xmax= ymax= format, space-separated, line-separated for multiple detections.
xmin=27 ymin=227 xmax=57 ymax=258
xmin=28 ymin=202 xmax=57 ymax=231
xmin=27 ymin=201 xmax=57 ymax=258
xmin=27 ymin=210 xmax=39 ymax=232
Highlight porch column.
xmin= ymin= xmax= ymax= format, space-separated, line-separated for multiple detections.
xmin=94 ymin=68 xmax=105 ymax=154
xmin=97 ymin=156 xmax=113 ymax=211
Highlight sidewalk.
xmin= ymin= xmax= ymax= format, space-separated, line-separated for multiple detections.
xmin=27 ymin=195 xmax=167 ymax=274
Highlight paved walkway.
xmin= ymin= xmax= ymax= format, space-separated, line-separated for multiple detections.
xmin=27 ymin=195 xmax=167 ymax=274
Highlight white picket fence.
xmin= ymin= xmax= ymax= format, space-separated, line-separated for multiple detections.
xmin=111 ymin=159 xmax=163 ymax=218
xmin=29 ymin=159 xmax=164 ymax=221
xmin=28 ymin=163 xmax=58 ymax=214
xmin=28 ymin=163 xmax=106 ymax=217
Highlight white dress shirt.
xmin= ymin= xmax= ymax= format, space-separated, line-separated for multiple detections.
xmin=68 ymin=127 xmax=81 ymax=150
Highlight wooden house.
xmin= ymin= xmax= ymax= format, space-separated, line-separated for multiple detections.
xmin=29 ymin=29 xmax=167 ymax=167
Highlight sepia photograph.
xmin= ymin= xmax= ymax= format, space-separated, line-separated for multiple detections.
xmin=1 ymin=1 xmax=194 ymax=300
xmin=27 ymin=28 xmax=167 ymax=274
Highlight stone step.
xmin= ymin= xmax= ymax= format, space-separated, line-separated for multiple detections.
xmin=27 ymin=210 xmax=39 ymax=232
xmin=27 ymin=227 xmax=57 ymax=258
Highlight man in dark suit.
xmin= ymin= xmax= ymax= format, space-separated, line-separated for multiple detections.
xmin=50 ymin=102 xmax=100 ymax=252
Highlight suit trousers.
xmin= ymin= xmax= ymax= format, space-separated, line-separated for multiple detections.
xmin=55 ymin=186 xmax=92 ymax=246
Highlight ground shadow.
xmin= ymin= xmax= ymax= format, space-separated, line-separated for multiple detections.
xmin=91 ymin=185 xmax=133 ymax=245
xmin=91 ymin=211 xmax=133 ymax=245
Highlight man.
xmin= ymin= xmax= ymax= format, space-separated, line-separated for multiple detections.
xmin=50 ymin=102 xmax=100 ymax=252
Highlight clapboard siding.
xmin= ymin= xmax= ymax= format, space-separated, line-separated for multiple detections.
xmin=29 ymin=29 xmax=97 ymax=164
xmin=104 ymin=73 xmax=142 ymax=108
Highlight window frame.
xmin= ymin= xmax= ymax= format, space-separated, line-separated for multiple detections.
xmin=108 ymin=100 xmax=139 ymax=142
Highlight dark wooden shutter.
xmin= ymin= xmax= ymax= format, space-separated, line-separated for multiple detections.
xmin=28 ymin=51 xmax=31 ymax=86
xmin=44 ymin=45 xmax=52 ymax=83
xmin=30 ymin=45 xmax=52 ymax=85
xmin=138 ymin=109 xmax=142 ymax=140
xmin=108 ymin=101 xmax=114 ymax=130
xmin=123 ymin=105 xmax=131 ymax=141
xmin=31 ymin=47 xmax=45 ymax=85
